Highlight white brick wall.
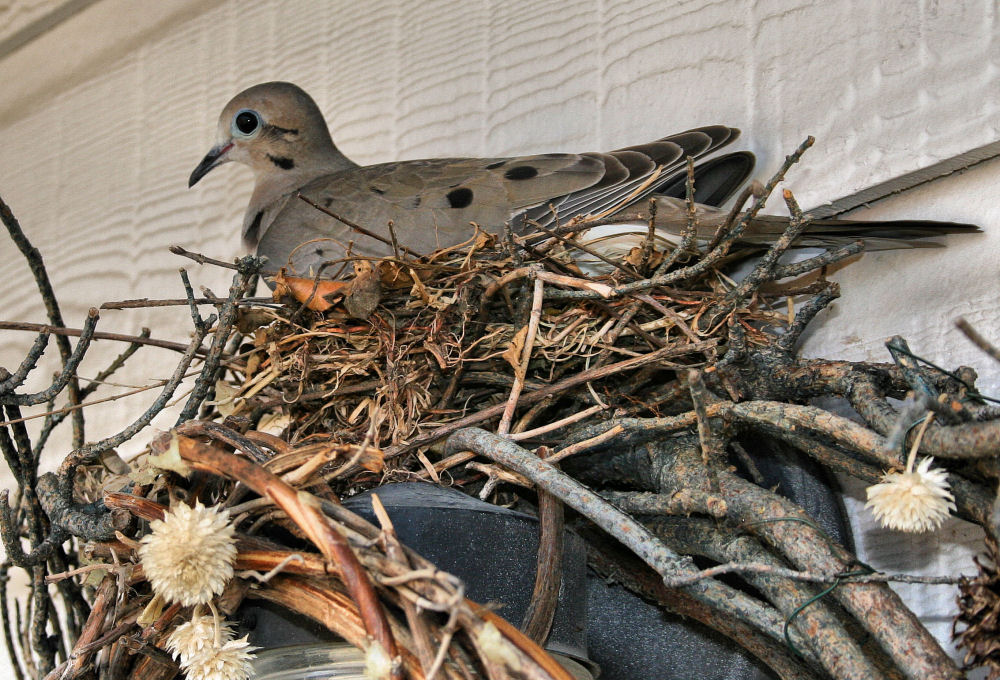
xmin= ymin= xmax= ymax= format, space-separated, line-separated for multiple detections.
xmin=0 ymin=0 xmax=997 ymax=675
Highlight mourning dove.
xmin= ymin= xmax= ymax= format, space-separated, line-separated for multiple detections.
xmin=190 ymin=82 xmax=978 ymax=276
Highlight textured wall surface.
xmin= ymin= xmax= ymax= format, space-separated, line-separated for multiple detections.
xmin=0 ymin=0 xmax=79 ymax=44
xmin=0 ymin=0 xmax=998 ymax=675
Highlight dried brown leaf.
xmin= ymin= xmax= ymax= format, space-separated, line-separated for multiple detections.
xmin=503 ymin=325 xmax=529 ymax=370
xmin=272 ymin=269 xmax=349 ymax=312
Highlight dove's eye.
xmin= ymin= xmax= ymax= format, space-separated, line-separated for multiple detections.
xmin=233 ymin=109 xmax=261 ymax=137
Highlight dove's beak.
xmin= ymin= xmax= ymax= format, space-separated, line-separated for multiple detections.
xmin=188 ymin=142 xmax=233 ymax=187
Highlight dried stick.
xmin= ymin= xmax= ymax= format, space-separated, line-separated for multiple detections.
xmin=1 ymin=310 xmax=99 ymax=407
xmin=2 ymin=195 xmax=85 ymax=446
xmin=508 ymin=405 xmax=605 ymax=442
xmin=0 ymin=564 xmax=25 ymax=680
xmin=371 ymin=494 xmax=438 ymax=675
xmin=54 ymin=312 xmax=211 ymax=505
xmin=0 ymin=332 xmax=51 ymax=395
xmin=444 ymin=428 xmax=815 ymax=656
xmin=956 ymin=317 xmax=1000 ymax=364
xmin=770 ymin=241 xmax=864 ymax=280
xmin=41 ymin=575 xmax=116 ymax=680
xmin=100 ymin=296 xmax=272 ymax=309
xmin=390 ymin=339 xmax=717 ymax=457
xmin=521 ymin=222 xmax=639 ymax=279
xmin=177 ymin=259 xmax=259 ymax=422
xmin=650 ymin=517 xmax=885 ymax=678
xmin=585 ymin=545 xmax=818 ymax=680
xmin=519 ymin=462 xmax=564 ymax=644
xmin=717 ymin=471 xmax=961 ymax=680
xmin=545 ymin=136 xmax=816 ymax=301
xmin=498 ymin=278 xmax=544 ymax=435
xmin=298 ymin=193 xmax=425 ymax=260
xmin=0 ymin=320 xmax=212 ymax=355
xmin=172 ymin=434 xmax=403 ymax=679
xmin=710 ymin=189 xmax=810 ymax=317
xmin=168 ymin=245 xmax=242 ymax=270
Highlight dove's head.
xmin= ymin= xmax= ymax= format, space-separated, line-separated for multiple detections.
xmin=189 ymin=81 xmax=342 ymax=188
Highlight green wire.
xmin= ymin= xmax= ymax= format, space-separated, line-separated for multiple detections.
xmin=783 ymin=569 xmax=872 ymax=657
xmin=889 ymin=345 xmax=1000 ymax=405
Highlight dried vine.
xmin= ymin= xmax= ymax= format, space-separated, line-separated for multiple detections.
xmin=0 ymin=140 xmax=996 ymax=679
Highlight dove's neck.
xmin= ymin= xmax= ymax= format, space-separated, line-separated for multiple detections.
xmin=243 ymin=142 xmax=357 ymax=246
xmin=253 ymin=141 xmax=356 ymax=203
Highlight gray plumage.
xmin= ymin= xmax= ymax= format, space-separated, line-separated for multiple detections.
xmin=189 ymin=82 xmax=978 ymax=276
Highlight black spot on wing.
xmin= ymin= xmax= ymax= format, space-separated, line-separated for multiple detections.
xmin=370 ymin=185 xmax=386 ymax=195
xmin=267 ymin=154 xmax=295 ymax=170
xmin=447 ymin=187 xmax=474 ymax=208
xmin=410 ymin=196 xmax=422 ymax=208
xmin=504 ymin=165 xmax=538 ymax=180
xmin=323 ymin=197 xmax=333 ymax=207
xmin=485 ymin=161 xmax=506 ymax=169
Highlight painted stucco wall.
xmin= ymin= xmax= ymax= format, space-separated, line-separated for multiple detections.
xmin=0 ymin=0 xmax=997 ymax=675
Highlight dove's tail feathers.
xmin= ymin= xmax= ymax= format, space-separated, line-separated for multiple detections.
xmin=743 ymin=216 xmax=982 ymax=250
xmin=657 ymin=151 xmax=757 ymax=207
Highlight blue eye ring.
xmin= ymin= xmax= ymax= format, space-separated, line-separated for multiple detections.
xmin=232 ymin=109 xmax=261 ymax=137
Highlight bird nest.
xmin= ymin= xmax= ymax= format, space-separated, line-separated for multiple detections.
xmin=3 ymin=144 xmax=1000 ymax=680
xmin=232 ymin=227 xmax=762 ymax=455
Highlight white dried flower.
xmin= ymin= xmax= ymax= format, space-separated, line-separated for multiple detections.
xmin=475 ymin=622 xmax=522 ymax=671
xmin=166 ymin=613 xmax=234 ymax=665
xmin=866 ymin=457 xmax=956 ymax=533
xmin=364 ymin=639 xmax=393 ymax=679
xmin=183 ymin=635 xmax=256 ymax=680
xmin=139 ymin=500 xmax=237 ymax=606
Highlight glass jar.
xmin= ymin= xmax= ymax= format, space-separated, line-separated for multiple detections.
xmin=252 ymin=643 xmax=366 ymax=679
xmin=252 ymin=642 xmax=595 ymax=679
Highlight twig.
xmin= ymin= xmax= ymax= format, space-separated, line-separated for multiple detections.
xmin=0 ymin=565 xmax=25 ymax=680
xmin=535 ymin=270 xmax=612 ymax=298
xmin=36 ymin=472 xmax=129 ymax=541
xmin=389 ymin=339 xmax=718 ymax=457
xmin=173 ymin=433 xmax=403 ymax=679
xmin=523 ymin=222 xmax=639 ymax=279
xmin=520 ymin=449 xmax=563 ymax=643
xmin=778 ymin=283 xmax=839 ymax=352
xmin=0 ymin=320 xmax=213 ymax=356
xmin=100 ymin=296 xmax=273 ymax=309
xmin=2 ymin=195 xmax=85 ymax=447
xmin=169 ymin=245 xmax=241 ymax=270
xmin=1 ymin=310 xmax=99 ymax=407
xmin=370 ymin=494 xmax=437 ymax=674
xmin=508 ymin=405 xmax=605 ymax=442
xmin=297 ymin=193 xmax=424 ymax=259
xmin=689 ymin=369 xmax=726 ymax=467
xmin=717 ymin=470 xmax=961 ymax=679
xmin=547 ymin=137 xmax=817 ymax=302
xmin=546 ymin=424 xmax=625 ymax=463
xmin=498 ymin=278 xmax=544 ymax=435
xmin=771 ymin=240 xmax=864 ymax=279
xmin=177 ymin=257 xmax=259 ymax=422
xmin=886 ymin=336 xmax=939 ymax=401
xmin=956 ymin=317 xmax=1000 ymax=364
xmin=444 ymin=428 xmax=815 ymax=654
xmin=54 ymin=316 xmax=211 ymax=504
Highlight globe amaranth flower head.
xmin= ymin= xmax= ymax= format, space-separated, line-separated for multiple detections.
xmin=866 ymin=457 xmax=956 ymax=533
xmin=183 ymin=635 xmax=256 ymax=680
xmin=139 ymin=500 xmax=237 ymax=606
xmin=166 ymin=613 xmax=235 ymax=665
